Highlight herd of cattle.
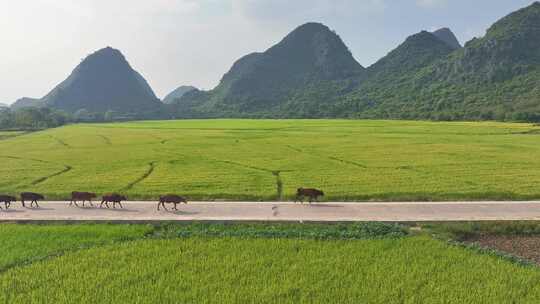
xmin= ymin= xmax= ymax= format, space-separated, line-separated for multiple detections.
xmin=0 ymin=188 xmax=325 ymax=211
xmin=0 ymin=192 xmax=188 ymax=211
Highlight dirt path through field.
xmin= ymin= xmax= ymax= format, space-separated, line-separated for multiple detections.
xmin=2 ymin=201 xmax=540 ymax=222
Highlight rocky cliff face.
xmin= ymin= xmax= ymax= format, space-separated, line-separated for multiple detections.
xmin=429 ymin=2 xmax=540 ymax=83
xmin=432 ymin=28 xmax=462 ymax=50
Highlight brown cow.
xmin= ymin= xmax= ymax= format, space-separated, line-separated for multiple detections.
xmin=295 ymin=188 xmax=324 ymax=204
xmin=70 ymin=191 xmax=97 ymax=207
xmin=0 ymin=195 xmax=16 ymax=210
xmin=20 ymin=192 xmax=45 ymax=208
xmin=100 ymin=193 xmax=127 ymax=209
xmin=158 ymin=194 xmax=187 ymax=211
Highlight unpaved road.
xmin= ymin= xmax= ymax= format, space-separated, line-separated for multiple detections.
xmin=2 ymin=201 xmax=540 ymax=222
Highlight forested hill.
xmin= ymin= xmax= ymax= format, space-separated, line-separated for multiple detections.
xmin=42 ymin=47 xmax=161 ymax=114
xmin=345 ymin=1 xmax=540 ymax=121
xmin=173 ymin=2 xmax=540 ymax=121
xmin=10 ymin=2 xmax=540 ymax=122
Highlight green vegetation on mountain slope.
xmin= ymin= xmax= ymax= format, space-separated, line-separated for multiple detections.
xmin=345 ymin=2 xmax=540 ymax=121
xmin=175 ymin=3 xmax=540 ymax=121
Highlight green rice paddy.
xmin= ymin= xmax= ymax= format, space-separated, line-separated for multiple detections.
xmin=1 ymin=119 xmax=539 ymax=201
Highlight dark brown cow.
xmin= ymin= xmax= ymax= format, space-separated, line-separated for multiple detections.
xmin=158 ymin=194 xmax=187 ymax=211
xmin=295 ymin=188 xmax=324 ymax=204
xmin=20 ymin=192 xmax=45 ymax=208
xmin=0 ymin=195 xmax=16 ymax=210
xmin=70 ymin=191 xmax=97 ymax=207
xmin=100 ymin=193 xmax=127 ymax=209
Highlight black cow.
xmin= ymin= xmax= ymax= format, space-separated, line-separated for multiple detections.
xmin=70 ymin=191 xmax=97 ymax=207
xmin=100 ymin=194 xmax=127 ymax=209
xmin=158 ymin=194 xmax=188 ymax=211
xmin=20 ymin=192 xmax=45 ymax=208
xmin=295 ymin=188 xmax=324 ymax=204
xmin=0 ymin=195 xmax=16 ymax=210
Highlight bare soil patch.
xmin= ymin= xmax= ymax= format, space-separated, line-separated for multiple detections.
xmin=467 ymin=235 xmax=540 ymax=265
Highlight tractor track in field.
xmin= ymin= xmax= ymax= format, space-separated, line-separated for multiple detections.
xmin=49 ymin=135 xmax=71 ymax=148
xmin=211 ymin=159 xmax=274 ymax=173
xmin=0 ymin=155 xmax=50 ymax=164
xmin=0 ymin=155 xmax=74 ymax=186
xmin=273 ymin=171 xmax=284 ymax=199
xmin=286 ymin=145 xmax=368 ymax=169
xmin=31 ymin=165 xmax=73 ymax=185
xmin=285 ymin=146 xmax=427 ymax=173
xmin=159 ymin=149 xmax=288 ymax=199
xmin=327 ymin=157 xmax=368 ymax=169
xmin=513 ymin=129 xmax=540 ymax=135
xmin=150 ymin=134 xmax=169 ymax=145
xmin=122 ymin=162 xmax=156 ymax=191
xmin=210 ymin=159 xmax=286 ymax=199
xmin=97 ymin=135 xmax=112 ymax=145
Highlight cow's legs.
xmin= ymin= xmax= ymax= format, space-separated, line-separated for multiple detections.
xmin=21 ymin=200 xmax=26 ymax=208
xmin=34 ymin=200 xmax=40 ymax=208
xmin=174 ymin=203 xmax=178 ymax=211
xmin=118 ymin=202 xmax=123 ymax=209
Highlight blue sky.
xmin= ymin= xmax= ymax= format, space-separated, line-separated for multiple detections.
xmin=0 ymin=0 xmax=535 ymax=103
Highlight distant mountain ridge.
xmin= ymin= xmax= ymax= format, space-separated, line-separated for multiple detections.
xmin=10 ymin=2 xmax=540 ymax=122
xmin=163 ymin=86 xmax=197 ymax=104
xmin=173 ymin=2 xmax=540 ymax=121
xmin=42 ymin=47 xmax=161 ymax=113
xmin=174 ymin=22 xmax=365 ymax=117
xmin=10 ymin=97 xmax=43 ymax=110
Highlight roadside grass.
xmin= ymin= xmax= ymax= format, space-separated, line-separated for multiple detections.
xmin=1 ymin=119 xmax=540 ymax=201
xmin=151 ymin=221 xmax=408 ymax=240
xmin=2 ymin=235 xmax=540 ymax=303
xmin=0 ymin=223 xmax=153 ymax=272
xmin=0 ymin=221 xmax=405 ymax=273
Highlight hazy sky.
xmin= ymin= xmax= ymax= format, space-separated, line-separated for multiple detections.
xmin=0 ymin=0 xmax=535 ymax=103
